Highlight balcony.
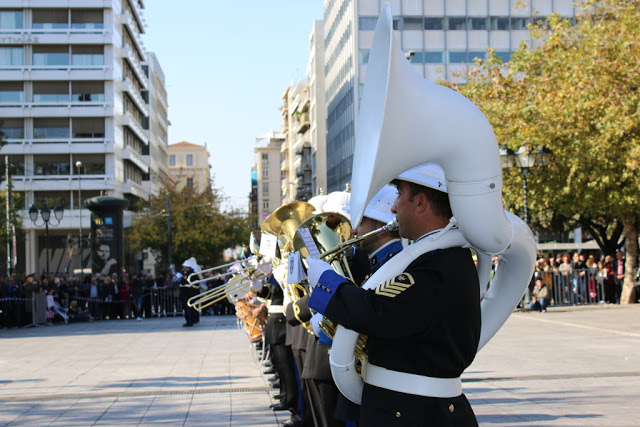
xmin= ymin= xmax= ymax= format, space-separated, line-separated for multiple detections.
xmin=0 ymin=64 xmax=114 ymax=82
xmin=122 ymin=111 xmax=149 ymax=145
xmin=122 ymin=145 xmax=149 ymax=173
xmin=0 ymin=100 xmax=112 ymax=118
xmin=122 ymin=178 xmax=148 ymax=199
xmin=295 ymin=112 xmax=310 ymax=134
xmin=0 ymin=28 xmax=111 ymax=45
xmin=6 ymin=174 xmax=114 ymax=193
xmin=122 ymin=46 xmax=148 ymax=90
xmin=0 ymin=139 xmax=114 ymax=155
xmin=121 ymin=78 xmax=149 ymax=116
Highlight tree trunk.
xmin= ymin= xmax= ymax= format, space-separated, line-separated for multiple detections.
xmin=620 ymin=220 xmax=638 ymax=304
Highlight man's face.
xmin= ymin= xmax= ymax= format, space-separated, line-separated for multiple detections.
xmin=97 ymin=245 xmax=110 ymax=260
xmin=390 ymin=181 xmax=418 ymax=240
xmin=354 ymin=216 xmax=382 ymax=254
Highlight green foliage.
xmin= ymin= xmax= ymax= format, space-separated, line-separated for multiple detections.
xmin=446 ymin=0 xmax=640 ymax=249
xmin=128 ymin=184 xmax=250 ymax=269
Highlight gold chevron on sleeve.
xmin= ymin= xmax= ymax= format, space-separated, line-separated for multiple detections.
xmin=375 ymin=273 xmax=415 ymax=297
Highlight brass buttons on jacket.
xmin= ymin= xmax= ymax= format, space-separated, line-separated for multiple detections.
xmin=395 ymin=411 xmax=401 ymax=418
xmin=448 ymin=404 xmax=455 ymax=413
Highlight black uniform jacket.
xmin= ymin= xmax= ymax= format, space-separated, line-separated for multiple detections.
xmin=257 ymin=275 xmax=287 ymax=345
xmin=310 ymin=247 xmax=481 ymax=425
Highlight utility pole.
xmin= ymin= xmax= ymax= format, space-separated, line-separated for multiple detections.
xmin=5 ymin=155 xmax=12 ymax=274
xmin=167 ymin=195 xmax=172 ymax=270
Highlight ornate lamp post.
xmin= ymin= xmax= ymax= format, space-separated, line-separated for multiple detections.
xmin=500 ymin=145 xmax=552 ymax=224
xmin=29 ymin=203 xmax=64 ymax=276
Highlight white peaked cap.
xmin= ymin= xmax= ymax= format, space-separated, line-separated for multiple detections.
xmin=363 ymin=185 xmax=397 ymax=224
xmin=308 ymin=194 xmax=328 ymax=214
xmin=397 ymin=163 xmax=447 ymax=193
xmin=323 ymin=191 xmax=351 ymax=220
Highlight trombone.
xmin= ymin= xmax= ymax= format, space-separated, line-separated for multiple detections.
xmin=187 ymin=269 xmax=259 ymax=310
xmin=186 ymin=258 xmax=255 ymax=283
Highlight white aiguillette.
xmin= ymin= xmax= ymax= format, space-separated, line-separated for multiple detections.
xmin=296 ymin=227 xmax=321 ymax=258
xmin=287 ymin=251 xmax=307 ymax=284
xmin=259 ymin=233 xmax=278 ymax=259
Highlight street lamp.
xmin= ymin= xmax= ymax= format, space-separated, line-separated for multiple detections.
xmin=76 ymin=160 xmax=86 ymax=277
xmin=29 ymin=203 xmax=64 ymax=276
xmin=500 ymin=145 xmax=552 ymax=223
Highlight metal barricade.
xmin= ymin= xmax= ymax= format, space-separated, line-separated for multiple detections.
xmin=150 ymin=287 xmax=183 ymax=317
xmin=534 ymin=268 xmax=604 ymax=307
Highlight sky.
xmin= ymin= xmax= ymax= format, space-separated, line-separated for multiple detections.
xmin=143 ymin=1 xmax=324 ymax=211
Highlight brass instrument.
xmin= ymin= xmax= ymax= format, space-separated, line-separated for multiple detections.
xmin=260 ymin=202 xmax=316 ymax=331
xmin=186 ymin=258 xmax=252 ymax=283
xmin=187 ymin=268 xmax=261 ymax=310
xmin=294 ymin=217 xmax=399 ymax=359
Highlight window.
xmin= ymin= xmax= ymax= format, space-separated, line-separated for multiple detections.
xmin=0 ymin=10 xmax=23 ymax=30
xmin=449 ymin=52 xmax=468 ymax=63
xmin=33 ymin=118 xmax=70 ymax=139
xmin=32 ymin=9 xmax=68 ymax=29
xmin=261 ymin=153 xmax=269 ymax=164
xmin=33 ymin=45 xmax=69 ymax=66
xmin=412 ymin=52 xmax=444 ymax=64
xmin=402 ymin=17 xmax=423 ymax=31
xmin=34 ymin=155 xmax=70 ymax=175
xmin=495 ymin=51 xmax=512 ymax=62
xmin=71 ymin=9 xmax=103 ymax=29
xmin=0 ymin=47 xmax=24 ymax=67
xmin=424 ymin=17 xmax=444 ymax=30
xmin=262 ymin=183 xmax=269 ymax=194
xmin=72 ymin=81 xmax=104 ymax=102
xmin=71 ymin=45 xmax=103 ymax=66
xmin=33 ymin=81 xmax=69 ymax=103
xmin=262 ymin=168 xmax=269 ymax=178
xmin=169 ymin=155 xmax=176 ymax=166
xmin=34 ymin=191 xmax=71 ymax=210
xmin=490 ymin=17 xmax=510 ymax=30
xmin=73 ymin=154 xmax=105 ymax=174
xmin=392 ymin=18 xmax=400 ymax=30
xmin=468 ymin=51 xmax=487 ymax=62
xmin=124 ymin=127 xmax=144 ymax=152
xmin=72 ymin=118 xmax=104 ymax=138
xmin=0 ymin=118 xmax=24 ymax=140
xmin=5 ymin=155 xmax=24 ymax=175
xmin=186 ymin=177 xmax=194 ymax=188
xmin=359 ymin=49 xmax=370 ymax=64
xmin=511 ymin=17 xmax=528 ymax=30
xmin=448 ymin=17 xmax=467 ymax=30
xmin=263 ymin=200 xmax=269 ymax=210
xmin=470 ymin=17 xmax=487 ymax=30
xmin=186 ymin=154 xmax=194 ymax=166
xmin=358 ymin=17 xmax=377 ymax=31
xmin=0 ymin=82 xmax=24 ymax=103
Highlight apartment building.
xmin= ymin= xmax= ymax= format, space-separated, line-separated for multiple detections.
xmin=308 ymin=20 xmax=327 ymax=197
xmin=323 ymin=0 xmax=576 ymax=191
xmin=280 ymin=81 xmax=313 ymax=204
xmin=0 ymin=0 xmax=166 ymax=274
xmin=254 ymin=132 xmax=284 ymax=226
xmin=168 ymin=141 xmax=211 ymax=193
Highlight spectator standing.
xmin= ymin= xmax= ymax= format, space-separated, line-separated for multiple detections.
xmin=603 ymin=255 xmax=617 ymax=303
xmin=558 ymin=254 xmax=573 ymax=304
xmin=614 ymin=251 xmax=625 ymax=304
xmin=118 ymin=274 xmax=132 ymax=319
xmin=131 ymin=274 xmax=144 ymax=321
xmin=572 ymin=253 xmax=587 ymax=304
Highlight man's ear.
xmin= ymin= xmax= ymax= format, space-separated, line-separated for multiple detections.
xmin=414 ymin=192 xmax=429 ymax=213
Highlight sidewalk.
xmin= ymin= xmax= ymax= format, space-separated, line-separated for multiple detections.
xmin=1 ymin=304 xmax=639 ymax=426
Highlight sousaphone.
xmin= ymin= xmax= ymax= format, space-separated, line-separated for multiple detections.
xmin=330 ymin=3 xmax=537 ymax=404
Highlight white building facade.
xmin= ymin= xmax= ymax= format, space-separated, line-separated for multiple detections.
xmin=323 ymin=0 xmax=576 ymax=191
xmin=0 ymin=0 xmax=165 ymax=275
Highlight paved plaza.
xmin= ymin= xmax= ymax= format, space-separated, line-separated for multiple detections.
xmin=1 ymin=304 xmax=638 ymax=426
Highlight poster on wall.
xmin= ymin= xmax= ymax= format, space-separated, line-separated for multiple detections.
xmin=93 ymin=215 xmax=119 ymax=276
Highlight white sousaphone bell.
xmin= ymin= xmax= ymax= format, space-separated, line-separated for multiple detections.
xmin=330 ymin=3 xmax=537 ymax=404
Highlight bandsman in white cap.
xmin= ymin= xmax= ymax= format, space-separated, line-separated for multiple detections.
xmin=307 ymin=163 xmax=481 ymax=426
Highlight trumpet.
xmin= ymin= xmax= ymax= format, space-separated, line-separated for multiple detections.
xmin=187 ymin=269 xmax=261 ymax=310
xmin=186 ymin=258 xmax=255 ymax=283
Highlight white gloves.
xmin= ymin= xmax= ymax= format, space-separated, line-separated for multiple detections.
xmin=257 ymin=261 xmax=272 ymax=275
xmin=251 ymin=278 xmax=264 ymax=291
xmin=306 ymin=257 xmax=333 ymax=288
xmin=310 ymin=312 xmax=323 ymax=337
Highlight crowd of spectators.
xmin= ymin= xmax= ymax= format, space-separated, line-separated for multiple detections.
xmin=0 ymin=270 xmax=236 ymax=329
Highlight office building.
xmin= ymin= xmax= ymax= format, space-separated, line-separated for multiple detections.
xmin=0 ymin=0 xmax=166 ymax=274
xmin=323 ymin=0 xmax=575 ymax=191
xmin=254 ymin=132 xmax=284 ymax=226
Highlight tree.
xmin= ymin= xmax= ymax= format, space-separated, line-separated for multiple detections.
xmin=448 ymin=0 xmax=640 ymax=303
xmin=127 ymin=183 xmax=251 ymax=270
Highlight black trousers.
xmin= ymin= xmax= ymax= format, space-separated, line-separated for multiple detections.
xmin=271 ymin=343 xmax=299 ymax=411
xmin=304 ymin=378 xmax=342 ymax=427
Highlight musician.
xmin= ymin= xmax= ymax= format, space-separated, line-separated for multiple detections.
xmin=307 ymin=165 xmax=481 ymax=426
xmin=178 ymin=258 xmax=200 ymax=327
xmin=254 ymin=263 xmax=301 ymax=426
